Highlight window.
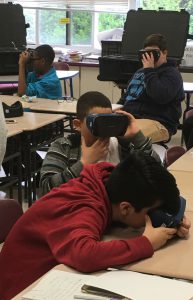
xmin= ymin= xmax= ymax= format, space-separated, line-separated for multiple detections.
xmin=71 ymin=11 xmax=92 ymax=45
xmin=23 ymin=8 xmax=36 ymax=45
xmin=98 ymin=13 xmax=126 ymax=32
xmin=39 ymin=10 xmax=66 ymax=45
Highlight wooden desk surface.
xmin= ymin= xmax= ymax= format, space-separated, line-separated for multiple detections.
xmin=0 ymin=95 xmax=35 ymax=109
xmin=169 ymin=170 xmax=193 ymax=212
xmin=122 ymin=211 xmax=193 ymax=281
xmin=6 ymin=124 xmax=22 ymax=138
xmin=168 ymin=148 xmax=193 ymax=173
xmin=30 ymin=100 xmax=123 ymax=114
xmin=6 ymin=112 xmax=64 ymax=131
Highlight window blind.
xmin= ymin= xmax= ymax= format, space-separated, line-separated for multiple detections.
xmin=13 ymin=0 xmax=130 ymax=12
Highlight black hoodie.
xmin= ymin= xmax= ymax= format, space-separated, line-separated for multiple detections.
xmin=123 ymin=60 xmax=184 ymax=135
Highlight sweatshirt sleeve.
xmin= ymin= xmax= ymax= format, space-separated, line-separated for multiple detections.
xmin=40 ymin=137 xmax=82 ymax=195
xmin=118 ymin=131 xmax=161 ymax=163
xmin=47 ymin=207 xmax=154 ymax=273
xmin=143 ymin=66 xmax=184 ymax=105
xmin=0 ymin=102 xmax=7 ymax=165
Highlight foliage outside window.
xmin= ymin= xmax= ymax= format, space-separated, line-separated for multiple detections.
xmin=98 ymin=13 xmax=126 ymax=32
xmin=39 ymin=10 xmax=66 ymax=45
xmin=71 ymin=11 xmax=92 ymax=45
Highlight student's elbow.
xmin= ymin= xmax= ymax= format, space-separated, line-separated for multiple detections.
xmin=72 ymin=251 xmax=97 ymax=273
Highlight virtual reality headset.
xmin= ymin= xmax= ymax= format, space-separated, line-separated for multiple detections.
xmin=149 ymin=196 xmax=186 ymax=228
xmin=138 ymin=49 xmax=161 ymax=62
xmin=86 ymin=113 xmax=129 ymax=137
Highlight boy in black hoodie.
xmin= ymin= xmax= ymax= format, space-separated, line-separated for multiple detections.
xmin=123 ymin=33 xmax=184 ymax=139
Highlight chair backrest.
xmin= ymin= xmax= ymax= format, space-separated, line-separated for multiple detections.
xmin=53 ymin=61 xmax=69 ymax=71
xmin=164 ymin=146 xmax=186 ymax=167
xmin=185 ymin=108 xmax=193 ymax=120
xmin=0 ymin=199 xmax=23 ymax=243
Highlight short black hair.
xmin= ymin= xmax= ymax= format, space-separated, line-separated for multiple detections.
xmin=143 ymin=33 xmax=167 ymax=51
xmin=105 ymin=151 xmax=180 ymax=214
xmin=76 ymin=91 xmax=112 ymax=121
xmin=35 ymin=44 xmax=55 ymax=64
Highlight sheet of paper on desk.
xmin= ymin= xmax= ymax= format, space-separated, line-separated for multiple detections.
xmin=86 ymin=270 xmax=193 ymax=300
xmin=22 ymin=270 xmax=95 ymax=300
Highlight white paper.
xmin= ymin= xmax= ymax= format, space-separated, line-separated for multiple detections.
xmin=86 ymin=270 xmax=193 ymax=300
xmin=22 ymin=270 xmax=95 ymax=300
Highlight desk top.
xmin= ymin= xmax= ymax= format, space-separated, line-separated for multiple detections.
xmin=0 ymin=96 xmax=122 ymax=114
xmin=183 ymin=81 xmax=193 ymax=92
xmin=122 ymin=211 xmax=193 ymax=280
xmin=6 ymin=124 xmax=22 ymax=138
xmin=6 ymin=112 xmax=64 ymax=131
xmin=169 ymin=170 xmax=193 ymax=212
xmin=30 ymin=100 xmax=123 ymax=114
xmin=168 ymin=148 xmax=193 ymax=173
xmin=0 ymin=70 xmax=79 ymax=83
xmin=0 ymin=95 xmax=35 ymax=109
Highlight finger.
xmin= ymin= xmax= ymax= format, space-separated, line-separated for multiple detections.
xmin=116 ymin=110 xmax=135 ymax=121
xmin=165 ymin=228 xmax=177 ymax=235
xmin=181 ymin=216 xmax=191 ymax=229
xmin=145 ymin=215 xmax=152 ymax=227
xmin=166 ymin=233 xmax=175 ymax=240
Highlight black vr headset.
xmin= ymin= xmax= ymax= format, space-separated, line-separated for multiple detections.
xmin=149 ymin=196 xmax=186 ymax=228
xmin=138 ymin=49 xmax=161 ymax=62
xmin=86 ymin=113 xmax=129 ymax=137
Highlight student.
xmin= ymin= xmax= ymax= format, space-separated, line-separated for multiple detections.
xmin=122 ymin=33 xmax=184 ymax=140
xmin=18 ymin=44 xmax=62 ymax=99
xmin=0 ymin=152 xmax=190 ymax=299
xmin=40 ymin=91 xmax=160 ymax=195
xmin=0 ymin=101 xmax=7 ymax=165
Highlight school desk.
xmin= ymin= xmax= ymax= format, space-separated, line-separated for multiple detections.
xmin=168 ymin=148 xmax=193 ymax=173
xmin=103 ymin=211 xmax=193 ymax=281
xmin=5 ymin=112 xmax=65 ymax=206
xmin=169 ymin=170 xmax=193 ymax=212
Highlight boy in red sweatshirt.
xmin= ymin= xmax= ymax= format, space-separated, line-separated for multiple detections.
xmin=0 ymin=152 xmax=190 ymax=299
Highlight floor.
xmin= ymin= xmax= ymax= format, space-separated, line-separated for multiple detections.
xmin=0 ymin=129 xmax=183 ymax=213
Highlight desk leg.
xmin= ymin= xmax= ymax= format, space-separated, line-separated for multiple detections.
xmin=181 ymin=92 xmax=191 ymax=145
xmin=69 ymin=78 xmax=73 ymax=98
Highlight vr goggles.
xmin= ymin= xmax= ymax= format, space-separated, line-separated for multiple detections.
xmin=138 ymin=49 xmax=161 ymax=62
xmin=86 ymin=113 xmax=129 ymax=137
xmin=149 ymin=196 xmax=186 ymax=228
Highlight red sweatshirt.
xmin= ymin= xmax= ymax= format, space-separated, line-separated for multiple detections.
xmin=0 ymin=162 xmax=153 ymax=300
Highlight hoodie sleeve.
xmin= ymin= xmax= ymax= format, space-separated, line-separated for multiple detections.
xmin=143 ymin=66 xmax=184 ymax=105
xmin=47 ymin=206 xmax=154 ymax=273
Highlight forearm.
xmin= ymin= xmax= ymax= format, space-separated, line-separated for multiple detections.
xmin=119 ymin=131 xmax=161 ymax=163
xmin=144 ymin=68 xmax=183 ymax=104
xmin=53 ymin=235 xmax=153 ymax=273
xmin=18 ymin=64 xmax=27 ymax=96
